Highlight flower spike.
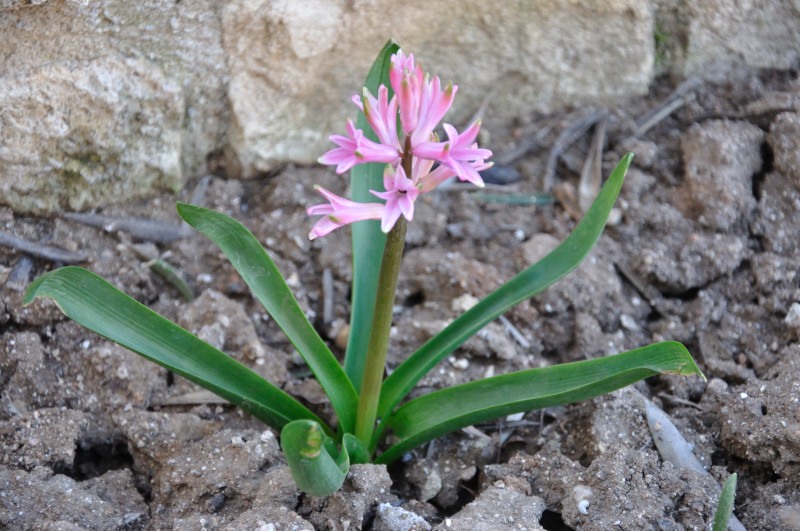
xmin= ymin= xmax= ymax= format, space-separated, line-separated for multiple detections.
xmin=314 ymin=47 xmax=493 ymax=238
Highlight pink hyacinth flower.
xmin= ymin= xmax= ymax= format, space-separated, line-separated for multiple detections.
xmin=358 ymin=86 xmax=401 ymax=151
xmin=418 ymin=158 xmax=494 ymax=193
xmin=370 ymin=165 xmax=420 ymax=233
xmin=307 ymin=186 xmax=385 ymax=240
xmin=410 ymin=76 xmax=457 ymax=147
xmin=390 ymin=51 xmax=424 ymax=135
xmin=318 ymin=120 xmax=401 ymax=174
xmin=412 ymin=121 xmax=493 ymax=187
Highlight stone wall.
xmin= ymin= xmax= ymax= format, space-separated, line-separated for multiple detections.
xmin=1 ymin=0 xmax=798 ymax=214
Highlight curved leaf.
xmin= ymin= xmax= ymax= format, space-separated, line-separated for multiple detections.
xmin=177 ymin=203 xmax=358 ymax=434
xmin=345 ymin=39 xmax=400 ymax=391
xmin=24 ymin=267 xmax=325 ymax=432
xmin=281 ymin=419 xmax=350 ymax=497
xmin=376 ymin=341 xmax=702 ymax=464
xmin=376 ymin=154 xmax=634 ymax=438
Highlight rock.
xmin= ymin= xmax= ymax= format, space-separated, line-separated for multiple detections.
xmin=178 ymin=289 xmax=289 ymax=385
xmin=221 ymin=0 xmax=655 ymax=176
xmin=116 ymin=410 xmax=290 ymax=527
xmin=404 ymin=459 xmax=443 ymax=502
xmin=565 ymin=387 xmax=655 ymax=462
xmin=522 ymin=237 xmax=646 ymax=356
xmin=0 ymin=332 xmax=60 ymax=418
xmin=404 ymin=434 xmax=492 ymax=508
xmin=715 ymin=346 xmax=800 ymax=480
xmin=0 ymin=1 xmax=228 ymax=214
xmin=224 ymin=506 xmax=314 ymax=531
xmin=374 ymin=503 xmax=431 ymax=531
xmin=753 ymin=172 xmax=800 ymax=256
xmin=768 ymin=112 xmax=800 ymax=184
xmin=299 ymin=464 xmax=394 ymax=531
xmin=0 ymin=409 xmax=87 ymax=470
xmin=635 ymin=228 xmax=747 ymax=294
xmin=80 ymin=469 xmax=149 ymax=526
xmin=751 ymin=253 xmax=800 ymax=315
xmin=519 ymin=233 xmax=560 ymax=266
xmin=681 ymin=120 xmax=764 ymax=231
xmin=461 ymin=321 xmax=518 ymax=361
xmin=570 ymin=443 xmax=719 ymax=530
xmin=786 ymin=303 xmax=800 ymax=337
xmin=683 ymin=0 xmax=800 ymax=73
xmin=0 ymin=466 xmax=145 ymax=529
xmin=0 ymin=55 xmax=183 ymax=215
xmin=443 ymin=484 xmax=546 ymax=530
xmin=483 ymin=448 xmax=586 ymax=509
xmin=4 ymin=0 xmax=799 ymax=209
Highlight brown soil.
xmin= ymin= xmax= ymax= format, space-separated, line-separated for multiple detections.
xmin=2 ymin=65 xmax=800 ymax=530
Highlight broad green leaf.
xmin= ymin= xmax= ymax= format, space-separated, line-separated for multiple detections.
xmin=343 ymin=433 xmax=371 ymax=465
xmin=376 ymin=341 xmax=702 ymax=463
xmin=24 ymin=267 xmax=325 ymax=432
xmin=345 ymin=40 xmax=400 ymax=391
xmin=712 ymin=473 xmax=738 ymax=531
xmin=177 ymin=203 xmax=358 ymax=434
xmin=377 ymin=154 xmax=634 ymax=433
xmin=281 ymin=419 xmax=350 ymax=497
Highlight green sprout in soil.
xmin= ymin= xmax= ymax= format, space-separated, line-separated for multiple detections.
xmin=24 ymin=41 xmax=703 ymax=497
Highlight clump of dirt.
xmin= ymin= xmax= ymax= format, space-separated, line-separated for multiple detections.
xmin=2 ymin=64 xmax=800 ymax=530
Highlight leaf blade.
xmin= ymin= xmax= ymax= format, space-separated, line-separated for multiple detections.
xmin=281 ymin=419 xmax=350 ymax=497
xmin=344 ymin=39 xmax=401 ymax=391
xmin=712 ymin=473 xmax=738 ymax=531
xmin=377 ymin=341 xmax=702 ymax=463
xmin=177 ymin=203 xmax=358 ymax=434
xmin=378 ymin=154 xmax=634 ymax=428
xmin=24 ymin=267 xmax=325 ymax=432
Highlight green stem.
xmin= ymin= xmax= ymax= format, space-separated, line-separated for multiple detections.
xmin=354 ymin=216 xmax=407 ymax=446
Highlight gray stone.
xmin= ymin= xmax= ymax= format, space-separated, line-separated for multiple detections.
xmin=442 ymin=484 xmax=546 ymax=530
xmin=0 ymin=409 xmax=87 ymax=470
xmin=224 ymin=507 xmax=314 ymax=531
xmin=3 ymin=0 xmax=799 ymax=214
xmin=0 ymin=55 xmax=183 ymax=214
xmin=753 ymin=172 xmax=800 ymax=256
xmin=221 ymin=0 xmax=655 ymax=176
xmin=683 ymin=0 xmax=800 ymax=73
xmin=715 ymin=346 xmax=800 ymax=480
xmin=0 ymin=0 xmax=228 ymax=214
xmin=179 ymin=289 xmax=289 ymax=386
xmin=374 ymin=503 xmax=431 ymax=531
xmin=768 ymin=112 xmax=800 ymax=185
xmin=681 ymin=120 xmax=764 ymax=231
xmin=300 ymin=464 xmax=394 ymax=530
xmin=0 ymin=332 xmax=60 ymax=417
xmin=0 ymin=466 xmax=145 ymax=530
xmin=635 ymin=230 xmax=746 ymax=293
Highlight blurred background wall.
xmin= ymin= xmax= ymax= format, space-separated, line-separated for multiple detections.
xmin=1 ymin=0 xmax=798 ymax=214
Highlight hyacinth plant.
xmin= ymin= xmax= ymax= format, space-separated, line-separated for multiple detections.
xmin=24 ymin=41 xmax=702 ymax=497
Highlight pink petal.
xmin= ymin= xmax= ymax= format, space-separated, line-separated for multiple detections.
xmin=307 ymin=186 xmax=385 ymax=239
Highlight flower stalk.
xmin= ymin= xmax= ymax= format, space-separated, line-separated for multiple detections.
xmin=354 ymin=215 xmax=407 ymax=444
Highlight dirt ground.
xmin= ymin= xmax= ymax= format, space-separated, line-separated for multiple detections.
xmin=2 ymin=64 xmax=800 ymax=530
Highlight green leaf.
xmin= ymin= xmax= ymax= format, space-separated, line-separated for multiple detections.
xmin=376 ymin=341 xmax=702 ymax=463
xmin=176 ymin=203 xmax=358 ymax=434
xmin=345 ymin=39 xmax=400 ymax=392
xmin=343 ymin=433 xmax=371 ymax=465
xmin=281 ymin=419 xmax=350 ymax=497
xmin=712 ymin=473 xmax=738 ymax=531
xmin=24 ymin=267 xmax=325 ymax=432
xmin=377 ymin=154 xmax=634 ymax=435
